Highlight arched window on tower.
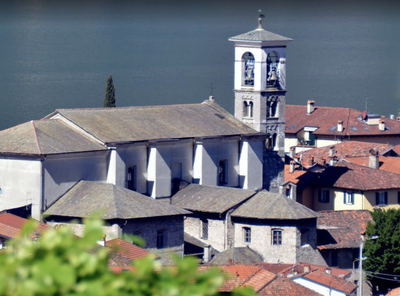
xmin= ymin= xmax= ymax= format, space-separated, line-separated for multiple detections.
xmin=243 ymin=101 xmax=253 ymax=117
xmin=267 ymin=100 xmax=278 ymax=118
xmin=242 ymin=52 xmax=255 ymax=86
xmin=266 ymin=51 xmax=279 ymax=88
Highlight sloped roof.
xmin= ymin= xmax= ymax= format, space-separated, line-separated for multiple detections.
xmin=317 ymin=210 xmax=372 ymax=250
xmin=229 ymin=27 xmax=292 ymax=43
xmin=294 ymin=141 xmax=396 ymax=167
xmin=295 ymin=269 xmax=357 ymax=294
xmin=259 ymin=276 xmax=323 ymax=296
xmin=255 ymin=262 xmax=351 ymax=279
xmin=387 ymin=287 xmax=400 ymax=296
xmin=349 ymin=156 xmax=400 ymax=175
xmin=0 ymin=212 xmax=48 ymax=239
xmin=314 ymin=160 xmax=400 ymax=191
xmin=286 ymin=104 xmax=400 ymax=137
xmin=0 ymin=119 xmax=106 ymax=155
xmin=232 ymin=190 xmax=319 ymax=220
xmin=45 ymin=101 xmax=259 ymax=144
xmin=171 ymin=184 xmax=255 ymax=214
xmin=44 ymin=180 xmax=190 ymax=219
xmin=106 ymin=238 xmax=150 ymax=261
xmin=212 ymin=265 xmax=276 ymax=292
xmin=207 ymin=247 xmax=263 ymax=266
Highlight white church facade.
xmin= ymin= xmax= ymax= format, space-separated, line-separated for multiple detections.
xmin=0 ymin=14 xmax=291 ymax=222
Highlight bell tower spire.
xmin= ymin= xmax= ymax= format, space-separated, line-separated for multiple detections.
xmin=229 ymin=14 xmax=292 ymax=192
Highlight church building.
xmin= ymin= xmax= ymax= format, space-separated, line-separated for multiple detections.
xmin=0 ymin=13 xmax=291 ymax=223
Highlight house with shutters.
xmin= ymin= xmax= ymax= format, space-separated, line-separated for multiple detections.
xmin=285 ymin=159 xmax=400 ymax=211
xmin=285 ymin=100 xmax=400 ymax=153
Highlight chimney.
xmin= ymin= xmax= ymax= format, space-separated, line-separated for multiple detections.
xmin=329 ymin=156 xmax=338 ymax=166
xmin=308 ymin=156 xmax=314 ymax=167
xmin=369 ymin=148 xmax=379 ymax=169
xmin=208 ymin=95 xmax=215 ymax=102
xmin=304 ymin=265 xmax=310 ymax=273
xmin=329 ymin=146 xmax=336 ymax=157
xmin=325 ymin=268 xmax=332 ymax=275
xmin=290 ymin=160 xmax=295 ymax=173
xmin=289 ymin=146 xmax=296 ymax=158
xmin=203 ymin=245 xmax=212 ymax=263
xmin=337 ymin=120 xmax=344 ymax=132
xmin=307 ymin=100 xmax=315 ymax=115
xmin=321 ymin=157 xmax=327 ymax=166
xmin=379 ymin=117 xmax=385 ymax=131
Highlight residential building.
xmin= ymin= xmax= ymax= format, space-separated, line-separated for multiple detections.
xmin=171 ymin=184 xmax=325 ymax=265
xmin=285 ymin=160 xmax=400 ymax=211
xmin=285 ymin=101 xmax=400 ymax=152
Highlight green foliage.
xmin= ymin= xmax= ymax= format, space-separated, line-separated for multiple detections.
xmin=103 ymin=74 xmax=116 ymax=107
xmin=364 ymin=208 xmax=400 ymax=293
xmin=0 ymin=218 xmax=256 ymax=296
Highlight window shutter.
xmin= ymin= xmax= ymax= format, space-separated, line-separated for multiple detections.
xmin=327 ymin=190 xmax=330 ymax=203
xmin=343 ymin=192 xmax=346 ymax=204
xmin=376 ymin=192 xmax=379 ymax=205
xmin=351 ymin=193 xmax=354 ymax=205
xmin=384 ymin=192 xmax=388 ymax=205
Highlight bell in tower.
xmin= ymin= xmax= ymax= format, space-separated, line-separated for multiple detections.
xmin=229 ymin=11 xmax=292 ymax=192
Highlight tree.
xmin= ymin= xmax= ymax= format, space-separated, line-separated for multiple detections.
xmin=0 ymin=218 xmax=256 ymax=296
xmin=103 ymin=75 xmax=116 ymax=107
xmin=364 ymin=208 xmax=400 ymax=294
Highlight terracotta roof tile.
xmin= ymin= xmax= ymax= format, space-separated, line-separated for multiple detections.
xmin=317 ymin=210 xmax=372 ymax=249
xmin=106 ymin=238 xmax=150 ymax=261
xmin=286 ymin=105 xmax=400 ymax=137
xmin=0 ymin=212 xmax=48 ymax=239
xmin=314 ymin=160 xmax=400 ymax=191
xmin=387 ymin=287 xmax=400 ymax=296
xmin=294 ymin=141 xmax=396 ymax=167
xmin=300 ymin=269 xmax=357 ymax=294
xmin=348 ymin=156 xmax=400 ymax=175
xmin=259 ymin=276 xmax=323 ymax=296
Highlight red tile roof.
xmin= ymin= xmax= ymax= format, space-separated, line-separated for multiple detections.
xmin=294 ymin=141 xmax=396 ymax=167
xmin=199 ymin=265 xmax=276 ymax=292
xmin=317 ymin=210 xmax=373 ymax=250
xmin=284 ymin=164 xmax=308 ymax=184
xmin=299 ymin=269 xmax=357 ymax=294
xmin=105 ymin=238 xmax=150 ymax=262
xmin=259 ymin=276 xmax=323 ymax=296
xmin=0 ymin=212 xmax=48 ymax=239
xmin=315 ymin=160 xmax=400 ymax=191
xmin=256 ymin=262 xmax=351 ymax=279
xmin=387 ymin=287 xmax=400 ymax=296
xmin=348 ymin=156 xmax=400 ymax=175
xmin=286 ymin=104 xmax=400 ymax=137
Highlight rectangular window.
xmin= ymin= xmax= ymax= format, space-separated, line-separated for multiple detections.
xmin=376 ymin=192 xmax=388 ymax=206
xmin=272 ymin=229 xmax=282 ymax=245
xmin=127 ymin=166 xmax=137 ymax=191
xmin=157 ymin=230 xmax=166 ymax=249
xmin=243 ymin=227 xmax=251 ymax=243
xmin=398 ymin=192 xmax=400 ymax=204
xmin=318 ymin=189 xmax=330 ymax=203
xmin=343 ymin=192 xmax=354 ymax=205
xmin=201 ymin=219 xmax=208 ymax=240
xmin=218 ymin=160 xmax=228 ymax=185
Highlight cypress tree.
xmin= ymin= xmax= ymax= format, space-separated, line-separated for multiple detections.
xmin=103 ymin=74 xmax=116 ymax=107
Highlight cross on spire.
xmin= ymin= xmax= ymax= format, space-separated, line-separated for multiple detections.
xmin=258 ymin=9 xmax=265 ymax=29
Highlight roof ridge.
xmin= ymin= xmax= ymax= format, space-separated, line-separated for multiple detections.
xmin=54 ymin=103 xmax=204 ymax=112
xmin=31 ymin=121 xmax=42 ymax=155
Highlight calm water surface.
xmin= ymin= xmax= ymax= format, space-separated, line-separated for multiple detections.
xmin=0 ymin=0 xmax=399 ymax=131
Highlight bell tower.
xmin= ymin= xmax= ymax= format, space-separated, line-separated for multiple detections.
xmin=229 ymin=12 xmax=292 ymax=192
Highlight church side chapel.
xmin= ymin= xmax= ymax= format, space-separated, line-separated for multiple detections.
xmin=0 ymin=13 xmax=325 ymax=265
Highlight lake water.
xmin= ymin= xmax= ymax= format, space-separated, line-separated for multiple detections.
xmin=1 ymin=0 xmax=399 ymax=131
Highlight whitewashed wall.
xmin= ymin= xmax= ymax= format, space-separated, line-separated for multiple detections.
xmin=0 ymin=157 xmax=42 ymax=219
xmin=43 ymin=151 xmax=108 ymax=209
